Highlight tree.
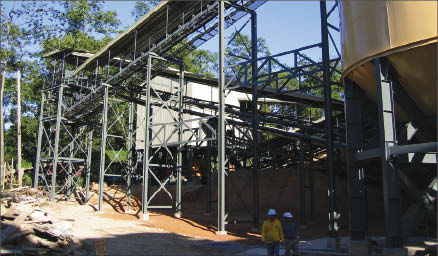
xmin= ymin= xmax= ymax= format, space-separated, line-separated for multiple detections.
xmin=1 ymin=1 xmax=57 ymax=188
xmin=1 ymin=1 xmax=123 ymax=188
xmin=131 ymin=1 xmax=160 ymax=21
xmin=58 ymin=0 xmax=121 ymax=36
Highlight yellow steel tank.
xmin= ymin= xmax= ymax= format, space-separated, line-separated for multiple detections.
xmin=340 ymin=1 xmax=437 ymax=118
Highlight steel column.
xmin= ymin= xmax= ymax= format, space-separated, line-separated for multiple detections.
xmin=141 ymin=54 xmax=152 ymax=220
xmin=299 ymin=139 xmax=306 ymax=227
xmin=217 ymin=1 xmax=226 ymax=234
xmin=344 ymin=78 xmax=368 ymax=240
xmin=50 ymin=85 xmax=64 ymax=201
xmin=127 ymin=100 xmax=134 ymax=211
xmin=66 ymin=131 xmax=75 ymax=201
xmin=206 ymin=138 xmax=212 ymax=214
xmin=98 ymin=84 xmax=109 ymax=211
xmin=320 ymin=1 xmax=337 ymax=237
xmin=374 ymin=58 xmax=402 ymax=248
xmin=85 ymin=129 xmax=93 ymax=202
xmin=175 ymin=65 xmax=184 ymax=217
xmin=250 ymin=11 xmax=260 ymax=229
xmin=33 ymin=91 xmax=46 ymax=188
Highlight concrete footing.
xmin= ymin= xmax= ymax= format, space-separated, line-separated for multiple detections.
xmin=348 ymin=240 xmax=368 ymax=256
xmin=141 ymin=213 xmax=150 ymax=221
xmin=327 ymin=237 xmax=337 ymax=248
xmin=215 ymin=231 xmax=227 ymax=236
xmin=382 ymin=247 xmax=408 ymax=256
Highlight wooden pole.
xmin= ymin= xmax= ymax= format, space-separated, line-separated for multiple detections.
xmin=16 ymin=70 xmax=22 ymax=187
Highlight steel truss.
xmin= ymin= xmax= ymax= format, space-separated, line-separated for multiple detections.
xmin=33 ymin=56 xmax=93 ymax=202
xmin=34 ymin=0 xmax=350 ymax=238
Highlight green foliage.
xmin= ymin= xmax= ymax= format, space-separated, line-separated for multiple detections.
xmin=106 ymin=150 xmax=128 ymax=162
xmin=42 ymin=32 xmax=113 ymax=54
xmin=131 ymin=0 xmax=160 ymax=21
xmin=58 ymin=0 xmax=121 ymax=36
xmin=184 ymin=49 xmax=217 ymax=78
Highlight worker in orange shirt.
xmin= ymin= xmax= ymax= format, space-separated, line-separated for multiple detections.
xmin=261 ymin=209 xmax=284 ymax=256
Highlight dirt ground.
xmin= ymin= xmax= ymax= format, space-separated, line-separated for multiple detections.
xmin=32 ymin=166 xmax=391 ymax=255
xmin=42 ymin=198 xmax=238 ymax=256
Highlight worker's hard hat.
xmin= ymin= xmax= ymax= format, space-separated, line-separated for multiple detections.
xmin=268 ymin=209 xmax=277 ymax=216
xmin=283 ymin=212 xmax=293 ymax=218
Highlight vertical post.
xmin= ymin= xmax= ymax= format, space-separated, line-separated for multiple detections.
xmin=374 ymin=58 xmax=402 ymax=248
xmin=127 ymin=100 xmax=134 ymax=212
xmin=206 ymin=137 xmax=212 ymax=215
xmin=320 ymin=1 xmax=337 ymax=238
xmin=344 ymin=78 xmax=368 ymax=241
xmin=141 ymin=54 xmax=152 ymax=220
xmin=33 ymin=91 xmax=46 ymax=188
xmin=98 ymin=85 xmax=109 ymax=211
xmin=85 ymin=128 xmax=93 ymax=202
xmin=66 ymin=131 xmax=74 ymax=200
xmin=250 ymin=11 xmax=259 ymax=230
xmin=299 ymin=139 xmax=306 ymax=228
xmin=217 ymin=1 xmax=226 ymax=235
xmin=16 ymin=70 xmax=22 ymax=187
xmin=308 ymin=143 xmax=316 ymax=223
xmin=175 ymin=64 xmax=184 ymax=218
xmin=134 ymin=30 xmax=137 ymax=61
xmin=50 ymin=85 xmax=64 ymax=201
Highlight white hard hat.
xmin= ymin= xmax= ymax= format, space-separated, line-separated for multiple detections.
xmin=283 ymin=212 xmax=293 ymax=218
xmin=268 ymin=209 xmax=277 ymax=216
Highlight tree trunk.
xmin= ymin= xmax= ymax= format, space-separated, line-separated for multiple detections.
xmin=17 ymin=70 xmax=22 ymax=187
xmin=0 ymin=24 xmax=10 ymax=190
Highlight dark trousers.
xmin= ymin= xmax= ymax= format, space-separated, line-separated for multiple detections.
xmin=266 ymin=242 xmax=280 ymax=256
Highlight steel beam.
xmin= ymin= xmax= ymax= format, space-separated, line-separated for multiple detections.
xmin=320 ymin=1 xmax=337 ymax=237
xmin=98 ymin=84 xmax=109 ymax=211
xmin=375 ymin=58 xmax=402 ymax=248
xmin=217 ymin=1 xmax=226 ymax=234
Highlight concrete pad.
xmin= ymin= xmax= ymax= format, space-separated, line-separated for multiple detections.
xmin=348 ymin=240 xmax=368 ymax=256
xmin=382 ymin=247 xmax=408 ymax=256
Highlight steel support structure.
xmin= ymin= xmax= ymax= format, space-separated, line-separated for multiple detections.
xmin=98 ymin=84 xmax=109 ymax=211
xmin=85 ymin=128 xmax=93 ymax=202
xmin=299 ymin=138 xmax=306 ymax=228
xmin=217 ymin=1 xmax=226 ymax=234
xmin=320 ymin=0 xmax=338 ymax=238
xmin=35 ymin=0 xmax=351 ymax=239
xmin=250 ymin=11 xmax=260 ymax=230
xmin=344 ymin=78 xmax=368 ymax=241
xmin=374 ymin=58 xmax=403 ymax=248
xmin=33 ymin=57 xmax=89 ymax=202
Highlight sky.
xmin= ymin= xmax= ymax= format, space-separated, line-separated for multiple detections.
xmin=1 ymin=1 xmax=340 ymax=128
xmin=2 ymin=1 xmax=341 ymax=60
xmin=100 ymin=1 xmax=341 ymax=61
xmin=102 ymin=1 xmax=341 ymax=60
